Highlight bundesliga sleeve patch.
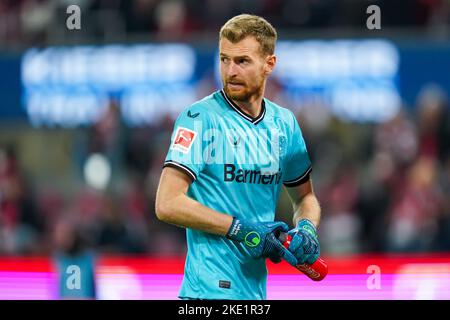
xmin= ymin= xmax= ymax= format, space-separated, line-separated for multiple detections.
xmin=171 ymin=127 xmax=197 ymax=154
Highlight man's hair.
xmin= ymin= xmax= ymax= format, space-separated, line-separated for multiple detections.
xmin=219 ymin=14 xmax=277 ymax=56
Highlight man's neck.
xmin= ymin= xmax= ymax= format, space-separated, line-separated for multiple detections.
xmin=230 ymin=84 xmax=266 ymax=118
xmin=233 ymin=96 xmax=263 ymax=118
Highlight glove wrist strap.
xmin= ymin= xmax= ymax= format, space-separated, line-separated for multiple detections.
xmin=226 ymin=217 xmax=245 ymax=241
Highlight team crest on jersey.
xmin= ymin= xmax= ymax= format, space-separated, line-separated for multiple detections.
xmin=171 ymin=127 xmax=197 ymax=153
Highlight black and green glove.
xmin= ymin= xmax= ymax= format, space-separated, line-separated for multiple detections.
xmin=226 ymin=217 xmax=298 ymax=265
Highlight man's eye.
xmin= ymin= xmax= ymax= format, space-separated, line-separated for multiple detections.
xmin=239 ymin=59 xmax=247 ymax=64
xmin=221 ymin=57 xmax=228 ymax=62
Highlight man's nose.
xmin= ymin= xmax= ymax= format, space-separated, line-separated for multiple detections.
xmin=226 ymin=61 xmax=239 ymax=77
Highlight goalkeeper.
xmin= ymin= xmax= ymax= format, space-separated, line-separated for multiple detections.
xmin=155 ymin=14 xmax=321 ymax=300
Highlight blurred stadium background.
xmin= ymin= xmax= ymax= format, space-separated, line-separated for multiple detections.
xmin=0 ymin=0 xmax=450 ymax=299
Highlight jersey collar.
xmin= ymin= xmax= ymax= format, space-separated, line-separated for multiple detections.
xmin=220 ymin=89 xmax=266 ymax=125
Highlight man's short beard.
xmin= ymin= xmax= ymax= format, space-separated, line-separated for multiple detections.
xmin=223 ymin=80 xmax=264 ymax=102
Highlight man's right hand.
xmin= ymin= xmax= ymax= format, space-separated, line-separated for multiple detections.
xmin=226 ymin=217 xmax=298 ymax=266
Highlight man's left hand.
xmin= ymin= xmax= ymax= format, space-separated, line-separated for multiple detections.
xmin=287 ymin=219 xmax=320 ymax=265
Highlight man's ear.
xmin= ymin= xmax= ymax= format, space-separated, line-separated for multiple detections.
xmin=264 ymin=55 xmax=276 ymax=76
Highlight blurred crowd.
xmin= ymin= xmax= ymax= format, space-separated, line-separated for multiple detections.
xmin=0 ymin=81 xmax=449 ymax=257
xmin=1 ymin=0 xmax=450 ymax=47
xmin=297 ymin=83 xmax=450 ymax=255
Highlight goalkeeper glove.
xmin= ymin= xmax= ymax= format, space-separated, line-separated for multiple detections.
xmin=287 ymin=218 xmax=320 ymax=265
xmin=226 ymin=217 xmax=297 ymax=266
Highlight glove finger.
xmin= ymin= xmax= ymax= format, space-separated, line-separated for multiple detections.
xmin=288 ymin=232 xmax=303 ymax=253
xmin=281 ymin=247 xmax=298 ymax=267
xmin=302 ymin=235 xmax=319 ymax=254
xmin=302 ymin=234 xmax=312 ymax=253
xmin=272 ymin=238 xmax=298 ymax=266
xmin=265 ymin=232 xmax=283 ymax=263
xmin=311 ymin=239 xmax=320 ymax=255
xmin=298 ymin=255 xmax=308 ymax=264
xmin=298 ymin=237 xmax=317 ymax=264
xmin=270 ymin=221 xmax=289 ymax=233
xmin=287 ymin=228 xmax=298 ymax=237
xmin=290 ymin=234 xmax=308 ymax=264
xmin=264 ymin=233 xmax=297 ymax=266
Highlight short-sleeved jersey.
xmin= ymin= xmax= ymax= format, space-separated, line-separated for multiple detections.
xmin=164 ymin=90 xmax=311 ymax=300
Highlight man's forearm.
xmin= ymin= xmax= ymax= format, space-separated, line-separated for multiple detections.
xmin=292 ymin=193 xmax=321 ymax=228
xmin=156 ymin=193 xmax=233 ymax=236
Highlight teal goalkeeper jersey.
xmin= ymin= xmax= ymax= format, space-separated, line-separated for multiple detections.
xmin=163 ymin=90 xmax=312 ymax=300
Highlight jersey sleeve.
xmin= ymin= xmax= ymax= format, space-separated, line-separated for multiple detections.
xmin=163 ymin=106 xmax=209 ymax=181
xmin=283 ymin=112 xmax=312 ymax=187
